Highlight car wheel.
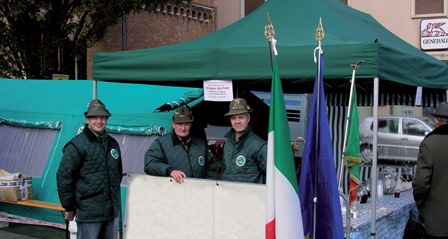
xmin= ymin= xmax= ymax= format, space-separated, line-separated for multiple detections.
xmin=361 ymin=145 xmax=373 ymax=164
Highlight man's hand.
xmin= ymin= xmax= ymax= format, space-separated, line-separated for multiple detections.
xmin=170 ymin=170 xmax=186 ymax=184
xmin=65 ymin=211 xmax=75 ymax=221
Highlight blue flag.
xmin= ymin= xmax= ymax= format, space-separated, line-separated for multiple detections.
xmin=298 ymin=52 xmax=344 ymax=239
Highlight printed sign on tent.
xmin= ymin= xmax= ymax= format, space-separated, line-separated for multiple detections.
xmin=203 ymin=80 xmax=233 ymax=101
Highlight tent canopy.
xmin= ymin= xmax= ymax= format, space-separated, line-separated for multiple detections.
xmin=0 ymin=79 xmax=205 ymax=133
xmin=93 ymin=0 xmax=448 ymax=93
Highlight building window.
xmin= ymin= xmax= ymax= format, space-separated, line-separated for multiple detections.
xmin=413 ymin=0 xmax=447 ymax=18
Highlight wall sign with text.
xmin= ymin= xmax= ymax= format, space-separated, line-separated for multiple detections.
xmin=421 ymin=18 xmax=448 ymax=50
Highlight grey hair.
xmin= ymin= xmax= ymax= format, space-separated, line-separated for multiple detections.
xmin=436 ymin=117 xmax=448 ymax=125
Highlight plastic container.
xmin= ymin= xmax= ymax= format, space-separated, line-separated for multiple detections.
xmin=378 ymin=167 xmax=398 ymax=195
xmin=69 ymin=219 xmax=77 ymax=239
xmin=377 ymin=179 xmax=384 ymax=198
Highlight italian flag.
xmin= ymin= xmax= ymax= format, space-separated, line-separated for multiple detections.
xmin=266 ymin=40 xmax=304 ymax=239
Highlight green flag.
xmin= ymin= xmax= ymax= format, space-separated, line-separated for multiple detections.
xmin=343 ymin=86 xmax=362 ymax=205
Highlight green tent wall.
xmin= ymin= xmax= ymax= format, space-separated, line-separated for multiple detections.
xmin=0 ymin=78 xmax=203 ymax=225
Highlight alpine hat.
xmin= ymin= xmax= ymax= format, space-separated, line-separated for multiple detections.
xmin=224 ymin=98 xmax=253 ymax=116
xmin=173 ymin=105 xmax=194 ymax=123
xmin=432 ymin=102 xmax=448 ymax=119
xmin=84 ymin=99 xmax=112 ymax=117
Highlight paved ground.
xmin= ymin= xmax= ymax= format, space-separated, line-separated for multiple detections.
xmin=0 ymin=223 xmax=66 ymax=239
xmin=0 ymin=230 xmax=38 ymax=239
xmin=0 ymin=219 xmax=425 ymax=239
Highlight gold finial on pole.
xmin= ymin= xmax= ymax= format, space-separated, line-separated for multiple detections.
xmin=350 ymin=61 xmax=364 ymax=70
xmin=264 ymin=13 xmax=275 ymax=41
xmin=315 ymin=17 xmax=324 ymax=41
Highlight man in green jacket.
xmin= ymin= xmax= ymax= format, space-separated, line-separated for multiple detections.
xmin=57 ymin=99 xmax=123 ymax=239
xmin=144 ymin=105 xmax=216 ymax=183
xmin=222 ymin=98 xmax=267 ymax=183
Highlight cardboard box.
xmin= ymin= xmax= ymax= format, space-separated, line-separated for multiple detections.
xmin=0 ymin=177 xmax=33 ymax=202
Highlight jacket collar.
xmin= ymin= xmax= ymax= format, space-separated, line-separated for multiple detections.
xmin=170 ymin=130 xmax=191 ymax=146
xmin=425 ymin=124 xmax=448 ymax=138
xmin=84 ymin=124 xmax=108 ymax=142
xmin=225 ymin=125 xmax=253 ymax=143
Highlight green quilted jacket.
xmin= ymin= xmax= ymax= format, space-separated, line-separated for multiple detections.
xmin=144 ymin=131 xmax=217 ymax=179
xmin=56 ymin=125 xmax=123 ymax=222
xmin=222 ymin=126 xmax=267 ymax=183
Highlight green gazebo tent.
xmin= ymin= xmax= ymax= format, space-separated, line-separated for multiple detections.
xmin=93 ymin=0 xmax=448 ymax=92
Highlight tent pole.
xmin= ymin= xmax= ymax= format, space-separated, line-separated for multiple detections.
xmin=370 ymin=77 xmax=379 ymax=239
xmin=446 ymin=89 xmax=448 ymax=103
xmin=74 ymin=57 xmax=78 ymax=80
xmin=93 ymin=80 xmax=97 ymax=99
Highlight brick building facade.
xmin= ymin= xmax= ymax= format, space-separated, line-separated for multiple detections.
xmin=87 ymin=0 xmax=216 ymax=79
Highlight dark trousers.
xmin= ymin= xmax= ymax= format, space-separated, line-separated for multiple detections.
xmin=426 ymin=235 xmax=448 ymax=239
xmin=77 ymin=218 xmax=116 ymax=239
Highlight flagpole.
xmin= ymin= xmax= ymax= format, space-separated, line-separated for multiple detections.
xmin=312 ymin=18 xmax=324 ymax=239
xmin=300 ymin=18 xmax=344 ymax=239
xmin=264 ymin=15 xmax=305 ymax=239
xmin=264 ymin=14 xmax=276 ymax=239
xmin=338 ymin=62 xmax=362 ymax=239
xmin=337 ymin=61 xmax=363 ymax=189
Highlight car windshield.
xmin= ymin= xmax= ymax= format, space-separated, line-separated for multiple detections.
xmin=403 ymin=118 xmax=433 ymax=136
xmin=422 ymin=117 xmax=435 ymax=129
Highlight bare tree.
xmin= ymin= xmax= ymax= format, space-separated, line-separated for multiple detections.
xmin=0 ymin=0 xmax=187 ymax=79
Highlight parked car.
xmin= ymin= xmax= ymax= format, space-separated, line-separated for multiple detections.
xmin=359 ymin=116 xmax=434 ymax=165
